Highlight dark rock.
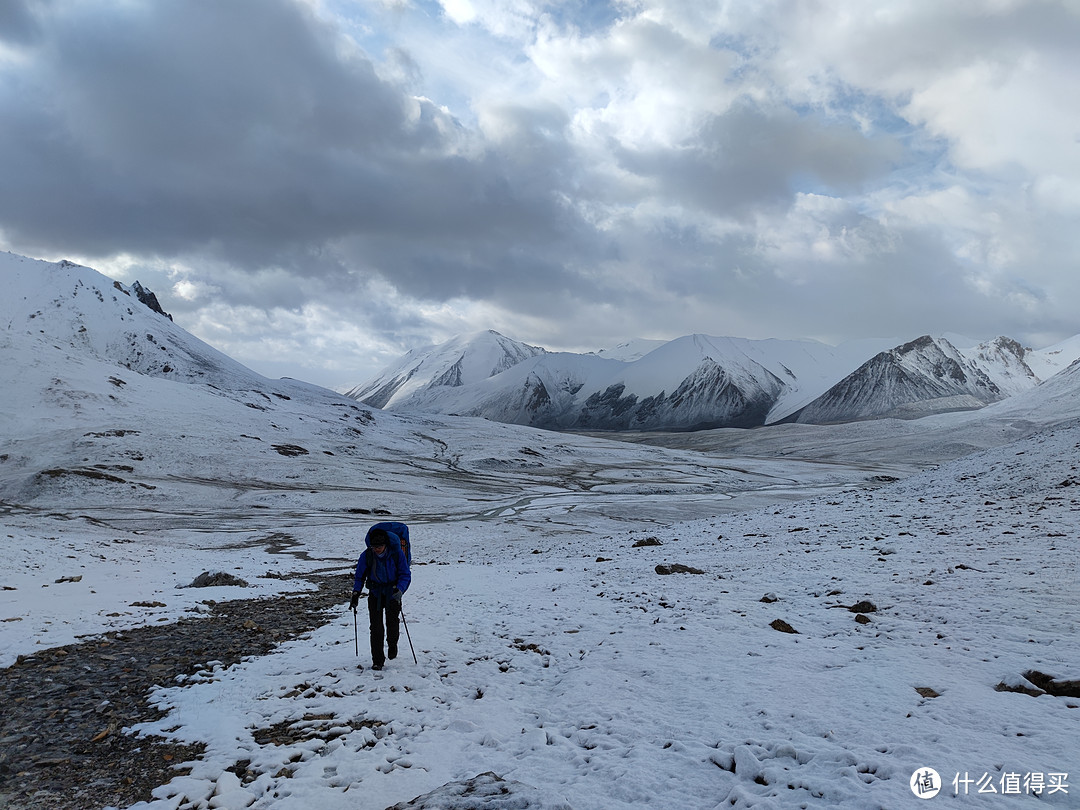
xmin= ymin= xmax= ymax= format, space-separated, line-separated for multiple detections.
xmin=272 ymin=444 xmax=309 ymax=457
xmin=655 ymin=563 xmax=705 ymax=575
xmin=994 ymin=680 xmax=1045 ymax=697
xmin=187 ymin=571 xmax=249 ymax=588
xmin=130 ymin=281 xmax=173 ymax=321
xmin=1023 ymin=670 xmax=1080 ymax=698
xmin=769 ymin=619 xmax=799 ymax=634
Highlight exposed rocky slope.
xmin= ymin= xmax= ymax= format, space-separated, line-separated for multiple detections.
xmin=780 ymin=335 xmax=1028 ymax=424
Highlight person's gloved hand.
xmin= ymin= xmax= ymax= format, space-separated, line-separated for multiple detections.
xmin=349 ymin=592 xmax=359 ymax=610
xmin=390 ymin=589 xmax=402 ymax=604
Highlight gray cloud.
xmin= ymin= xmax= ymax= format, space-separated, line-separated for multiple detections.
xmin=611 ymin=102 xmax=903 ymax=217
xmin=0 ymin=0 xmax=573 ymax=271
xmin=0 ymin=0 xmax=42 ymax=45
xmin=0 ymin=0 xmax=1076 ymax=388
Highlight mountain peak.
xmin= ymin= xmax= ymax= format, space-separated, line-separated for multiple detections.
xmin=344 ymin=329 xmax=547 ymax=408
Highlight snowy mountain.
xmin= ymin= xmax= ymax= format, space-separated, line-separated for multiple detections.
xmin=1 ymin=253 xmax=277 ymax=392
xmin=347 ymin=332 xmax=894 ymax=430
xmin=343 ymin=330 xmax=548 ymax=409
xmin=780 ymin=335 xmax=1032 ymax=424
xmin=606 ymin=344 xmax=1080 ymax=474
xmin=348 ymin=330 xmax=1079 ymax=431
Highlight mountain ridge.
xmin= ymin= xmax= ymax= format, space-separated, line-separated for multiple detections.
xmin=348 ymin=329 xmax=1080 ymax=431
xmin=4 ymin=250 xmax=1078 ymax=437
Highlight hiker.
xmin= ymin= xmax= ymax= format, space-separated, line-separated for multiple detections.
xmin=350 ymin=526 xmax=411 ymax=670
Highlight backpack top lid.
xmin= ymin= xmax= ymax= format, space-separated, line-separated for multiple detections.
xmin=365 ymin=521 xmax=411 ymax=564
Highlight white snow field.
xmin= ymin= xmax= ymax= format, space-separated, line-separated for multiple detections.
xmin=3 ymin=421 xmax=1076 ymax=809
xmin=1 ymin=253 xmax=1077 ymax=808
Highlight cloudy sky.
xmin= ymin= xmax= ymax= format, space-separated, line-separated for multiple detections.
xmin=2 ymin=0 xmax=1078 ymax=389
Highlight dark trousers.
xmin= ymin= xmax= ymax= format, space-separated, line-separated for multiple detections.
xmin=367 ymin=591 xmax=400 ymax=666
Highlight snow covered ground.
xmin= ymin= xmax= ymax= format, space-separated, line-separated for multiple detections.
xmin=3 ymin=418 xmax=1077 ymax=809
xmin=2 ymin=254 xmax=1078 ymax=808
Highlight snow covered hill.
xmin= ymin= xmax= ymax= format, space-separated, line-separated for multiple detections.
xmin=1 ymin=253 xmax=270 ymax=391
xmin=347 ymin=329 xmax=1079 ymax=431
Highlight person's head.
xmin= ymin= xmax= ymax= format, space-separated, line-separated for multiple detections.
xmin=370 ymin=528 xmax=389 ymax=555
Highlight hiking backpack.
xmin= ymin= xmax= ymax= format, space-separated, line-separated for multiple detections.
xmin=366 ymin=521 xmax=411 ymax=565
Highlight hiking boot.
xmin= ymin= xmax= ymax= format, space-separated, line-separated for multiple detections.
xmin=371 ymin=662 xmax=383 ymax=671
xmin=388 ymin=644 xmax=398 ymax=660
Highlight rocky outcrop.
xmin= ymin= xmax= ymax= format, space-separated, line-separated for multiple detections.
xmin=130 ymin=280 xmax=173 ymax=321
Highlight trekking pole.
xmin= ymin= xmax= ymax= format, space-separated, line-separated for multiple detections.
xmin=399 ymin=604 xmax=418 ymax=664
xmin=352 ymin=605 xmax=358 ymax=657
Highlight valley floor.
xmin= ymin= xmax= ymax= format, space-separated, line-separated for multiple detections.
xmin=1 ymin=425 xmax=1079 ymax=809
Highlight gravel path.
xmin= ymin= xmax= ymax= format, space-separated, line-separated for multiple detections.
xmin=0 ymin=570 xmax=349 ymax=810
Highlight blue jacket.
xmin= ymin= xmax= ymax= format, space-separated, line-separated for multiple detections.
xmin=353 ymin=535 xmax=411 ymax=595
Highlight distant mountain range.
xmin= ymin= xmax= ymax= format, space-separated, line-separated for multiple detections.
xmin=4 ymin=249 xmax=1078 ymax=444
xmin=346 ymin=329 xmax=1080 ymax=431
